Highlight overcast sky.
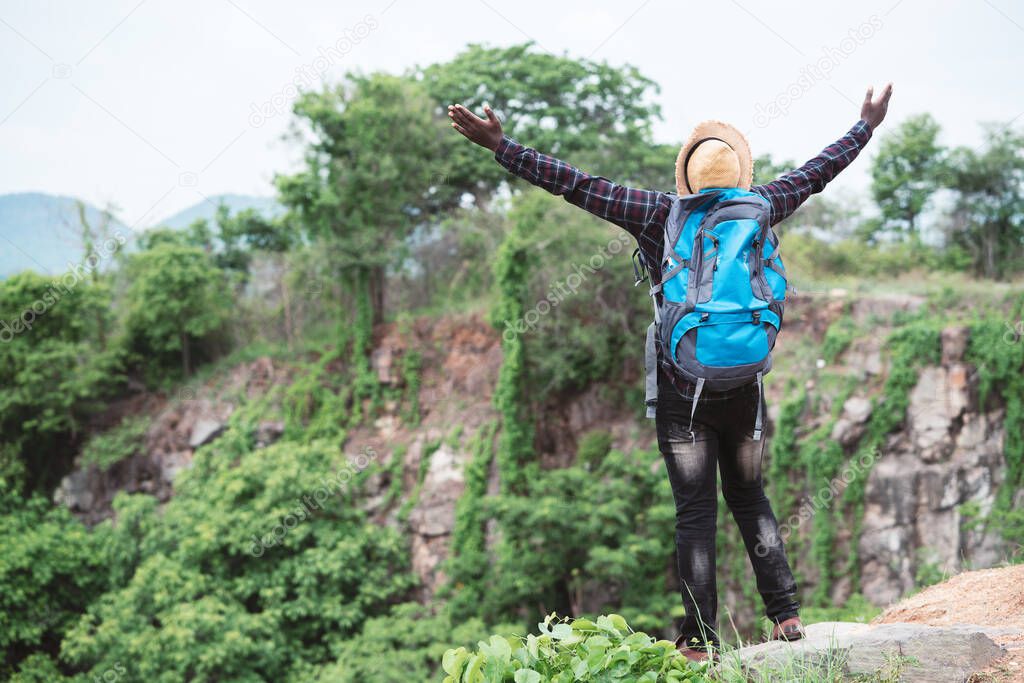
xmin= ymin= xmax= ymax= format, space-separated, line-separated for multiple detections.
xmin=2 ymin=0 xmax=1022 ymax=227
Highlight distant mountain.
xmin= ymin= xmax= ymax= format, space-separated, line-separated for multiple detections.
xmin=0 ymin=193 xmax=282 ymax=279
xmin=0 ymin=193 xmax=129 ymax=279
xmin=153 ymin=194 xmax=282 ymax=230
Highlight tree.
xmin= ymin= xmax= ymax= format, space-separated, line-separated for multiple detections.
xmin=753 ymin=153 xmax=863 ymax=236
xmin=420 ymin=43 xmax=668 ymax=202
xmin=70 ymin=199 xmax=121 ymax=283
xmin=213 ymin=204 xmax=295 ymax=274
xmin=213 ymin=205 xmax=299 ymax=345
xmin=753 ymin=153 xmax=796 ymax=186
xmin=870 ymin=113 xmax=944 ymax=239
xmin=276 ymin=73 xmax=443 ymax=328
xmin=124 ymin=243 xmax=228 ymax=376
xmin=0 ymin=272 xmax=120 ymax=492
xmin=70 ymin=200 xmax=125 ymax=348
xmin=943 ymin=125 xmax=1024 ymax=279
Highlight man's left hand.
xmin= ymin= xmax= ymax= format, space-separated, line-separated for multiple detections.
xmin=860 ymin=83 xmax=894 ymax=129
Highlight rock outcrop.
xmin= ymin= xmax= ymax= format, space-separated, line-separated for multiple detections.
xmin=858 ymin=325 xmax=1008 ymax=605
xmin=734 ymin=621 xmax=1007 ymax=683
xmin=54 ymin=357 xmax=288 ymax=524
xmin=53 ymin=298 xmax=1017 ymax=614
xmin=736 ymin=564 xmax=1024 ymax=682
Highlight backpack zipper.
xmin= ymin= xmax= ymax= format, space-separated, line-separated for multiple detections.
xmin=751 ymin=228 xmax=772 ymax=302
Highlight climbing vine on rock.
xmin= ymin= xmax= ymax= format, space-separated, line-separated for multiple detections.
xmin=400 ymin=347 xmax=423 ymax=426
xmin=351 ymin=278 xmax=380 ymax=412
xmin=800 ymin=381 xmax=855 ymax=606
xmin=444 ymin=421 xmax=497 ymax=621
xmin=965 ymin=295 xmax=1024 ymax=549
xmin=490 ymin=196 xmax=543 ymax=494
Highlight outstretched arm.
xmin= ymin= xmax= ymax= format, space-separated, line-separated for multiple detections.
xmin=753 ymin=83 xmax=893 ymax=226
xmin=448 ymin=103 xmax=668 ymax=239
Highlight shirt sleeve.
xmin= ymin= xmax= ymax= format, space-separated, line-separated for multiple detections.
xmin=494 ymin=135 xmax=668 ymax=239
xmin=752 ymin=120 xmax=874 ymax=226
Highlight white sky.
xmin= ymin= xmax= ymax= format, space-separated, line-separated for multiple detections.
xmin=2 ymin=0 xmax=1022 ymax=227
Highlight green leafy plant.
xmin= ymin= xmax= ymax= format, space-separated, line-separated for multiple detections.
xmin=821 ymin=315 xmax=857 ymax=363
xmin=442 ymin=614 xmax=704 ymax=683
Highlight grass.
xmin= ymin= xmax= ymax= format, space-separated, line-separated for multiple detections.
xmin=663 ymin=629 xmax=916 ymax=682
xmin=705 ymin=635 xmax=849 ymax=682
xmin=670 ymin=609 xmax=903 ymax=682
xmin=788 ymin=267 xmax=1024 ymax=301
xmin=798 ymin=594 xmax=882 ymax=626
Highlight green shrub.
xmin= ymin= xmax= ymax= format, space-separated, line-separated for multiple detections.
xmin=481 ymin=447 xmax=676 ymax=631
xmin=79 ymin=415 xmax=150 ymax=470
xmin=317 ymin=603 xmax=519 ymax=682
xmin=821 ymin=315 xmax=857 ymax=363
xmin=0 ymin=495 xmax=111 ymax=678
xmin=441 ymin=614 xmax=703 ymax=683
xmin=577 ymin=430 xmax=613 ymax=467
xmin=0 ymin=272 xmax=122 ymax=492
xmin=60 ymin=434 xmax=416 ymax=682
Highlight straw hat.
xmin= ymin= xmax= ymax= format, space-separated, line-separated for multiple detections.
xmin=675 ymin=120 xmax=753 ymax=195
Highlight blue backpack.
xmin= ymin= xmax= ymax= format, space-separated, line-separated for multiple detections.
xmin=636 ymin=188 xmax=788 ymax=440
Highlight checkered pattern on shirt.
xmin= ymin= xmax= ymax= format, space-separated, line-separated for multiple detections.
xmin=493 ymin=119 xmax=873 ymax=394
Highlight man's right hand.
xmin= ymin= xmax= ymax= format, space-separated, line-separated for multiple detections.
xmin=448 ymin=103 xmax=503 ymax=152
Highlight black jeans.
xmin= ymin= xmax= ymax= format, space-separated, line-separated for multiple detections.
xmin=656 ymin=373 xmax=799 ymax=648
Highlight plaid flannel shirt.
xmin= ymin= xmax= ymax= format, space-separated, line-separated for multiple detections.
xmin=493 ymin=119 xmax=873 ymax=395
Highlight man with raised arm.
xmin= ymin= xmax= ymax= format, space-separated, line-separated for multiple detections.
xmin=448 ymin=83 xmax=893 ymax=661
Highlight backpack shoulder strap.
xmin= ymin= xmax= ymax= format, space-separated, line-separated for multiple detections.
xmin=701 ymin=192 xmax=770 ymax=229
xmin=665 ymin=191 xmax=722 ymax=257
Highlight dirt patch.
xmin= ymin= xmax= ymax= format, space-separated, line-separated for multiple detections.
xmin=874 ymin=565 xmax=1024 ymax=682
xmin=874 ymin=564 xmax=1024 ymax=630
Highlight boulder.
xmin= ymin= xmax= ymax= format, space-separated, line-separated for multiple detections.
xmin=188 ymin=418 xmax=226 ymax=449
xmin=843 ymin=396 xmax=873 ymax=424
xmin=831 ymin=396 xmax=873 ymax=446
xmin=255 ymin=420 xmax=284 ymax=448
xmin=844 ymin=338 xmax=886 ymax=377
xmin=732 ymin=621 xmax=1006 ymax=682
xmin=907 ymin=367 xmax=965 ymax=460
xmin=53 ymin=469 xmax=95 ymax=511
xmin=159 ymin=450 xmax=193 ymax=484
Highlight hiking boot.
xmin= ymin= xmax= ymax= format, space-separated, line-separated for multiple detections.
xmin=770 ymin=616 xmax=805 ymax=641
xmin=674 ymin=635 xmax=717 ymax=662
xmin=677 ymin=646 xmax=714 ymax=663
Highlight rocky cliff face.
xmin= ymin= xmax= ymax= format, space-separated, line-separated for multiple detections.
xmin=858 ymin=325 xmax=1009 ymax=605
xmin=54 ymin=296 xmax=1016 ymax=609
xmin=53 ymin=357 xmax=289 ymax=525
